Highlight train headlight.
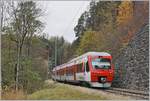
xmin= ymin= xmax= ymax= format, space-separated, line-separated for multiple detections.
xmin=100 ymin=77 xmax=106 ymax=83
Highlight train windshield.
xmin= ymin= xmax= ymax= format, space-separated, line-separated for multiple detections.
xmin=92 ymin=58 xmax=111 ymax=69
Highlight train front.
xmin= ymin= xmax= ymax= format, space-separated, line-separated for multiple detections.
xmin=89 ymin=55 xmax=114 ymax=88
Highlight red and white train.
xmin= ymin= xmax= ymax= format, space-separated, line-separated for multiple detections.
xmin=52 ymin=52 xmax=114 ymax=88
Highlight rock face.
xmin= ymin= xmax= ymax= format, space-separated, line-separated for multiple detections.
xmin=113 ymin=24 xmax=149 ymax=92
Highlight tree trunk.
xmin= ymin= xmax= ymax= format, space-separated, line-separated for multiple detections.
xmin=15 ymin=46 xmax=19 ymax=91
xmin=27 ymin=37 xmax=32 ymax=57
xmin=27 ymin=41 xmax=31 ymax=57
xmin=15 ymin=43 xmax=22 ymax=91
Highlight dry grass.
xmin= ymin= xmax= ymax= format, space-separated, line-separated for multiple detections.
xmin=1 ymin=89 xmax=27 ymax=100
xmin=1 ymin=80 xmax=132 ymax=100
xmin=27 ymin=85 xmax=106 ymax=100
xmin=28 ymin=81 xmax=106 ymax=100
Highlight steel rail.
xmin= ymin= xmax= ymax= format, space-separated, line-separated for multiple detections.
xmin=104 ymin=87 xmax=149 ymax=100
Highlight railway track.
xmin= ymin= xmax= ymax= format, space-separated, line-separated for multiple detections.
xmin=103 ymin=87 xmax=149 ymax=100
xmin=73 ymin=83 xmax=149 ymax=99
xmin=57 ymin=81 xmax=149 ymax=100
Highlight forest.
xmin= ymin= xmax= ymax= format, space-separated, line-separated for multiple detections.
xmin=0 ymin=0 xmax=149 ymax=99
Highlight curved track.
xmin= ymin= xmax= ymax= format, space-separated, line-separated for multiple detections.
xmin=55 ymin=80 xmax=149 ymax=100
xmin=66 ymin=82 xmax=149 ymax=99
xmin=104 ymin=87 xmax=149 ymax=100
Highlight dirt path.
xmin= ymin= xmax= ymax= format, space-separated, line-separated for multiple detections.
xmin=45 ymin=80 xmax=135 ymax=100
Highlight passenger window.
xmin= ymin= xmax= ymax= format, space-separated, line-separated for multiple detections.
xmin=77 ymin=63 xmax=82 ymax=73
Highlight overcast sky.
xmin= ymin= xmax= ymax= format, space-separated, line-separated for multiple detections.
xmin=38 ymin=1 xmax=90 ymax=43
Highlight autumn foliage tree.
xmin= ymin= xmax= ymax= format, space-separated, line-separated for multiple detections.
xmin=116 ymin=1 xmax=133 ymax=27
xmin=72 ymin=1 xmax=148 ymax=60
xmin=73 ymin=1 xmax=121 ymax=58
xmin=117 ymin=1 xmax=149 ymax=44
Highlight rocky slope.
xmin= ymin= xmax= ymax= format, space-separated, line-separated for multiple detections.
xmin=113 ymin=24 xmax=149 ymax=92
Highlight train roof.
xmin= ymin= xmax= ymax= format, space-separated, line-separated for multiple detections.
xmin=79 ymin=52 xmax=111 ymax=57
xmin=53 ymin=52 xmax=111 ymax=71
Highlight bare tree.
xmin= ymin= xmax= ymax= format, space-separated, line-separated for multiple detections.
xmin=5 ymin=1 xmax=44 ymax=91
xmin=0 ymin=0 xmax=4 ymax=30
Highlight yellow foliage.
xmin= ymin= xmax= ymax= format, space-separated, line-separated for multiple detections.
xmin=77 ymin=31 xmax=106 ymax=55
xmin=117 ymin=1 xmax=133 ymax=26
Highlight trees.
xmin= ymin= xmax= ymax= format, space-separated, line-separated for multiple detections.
xmin=73 ymin=1 xmax=148 ymax=60
xmin=2 ymin=34 xmax=50 ymax=94
xmin=87 ymin=1 xmax=119 ymax=31
xmin=0 ymin=0 xmax=4 ymax=30
xmin=116 ymin=1 xmax=133 ymax=27
xmin=77 ymin=31 xmax=98 ymax=55
xmin=77 ymin=31 xmax=111 ymax=55
xmin=24 ymin=1 xmax=44 ymax=56
xmin=74 ymin=11 xmax=90 ymax=38
xmin=1 ymin=1 xmax=45 ymax=92
xmin=73 ymin=1 xmax=121 ymax=57
xmin=10 ymin=1 xmax=44 ymax=91
xmin=116 ymin=1 xmax=149 ymax=44
xmin=0 ymin=1 xmax=12 ymax=31
xmin=48 ymin=36 xmax=72 ymax=71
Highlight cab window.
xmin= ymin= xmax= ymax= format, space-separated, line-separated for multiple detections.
xmin=92 ymin=58 xmax=111 ymax=69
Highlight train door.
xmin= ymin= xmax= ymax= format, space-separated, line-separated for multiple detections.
xmin=84 ymin=60 xmax=90 ymax=81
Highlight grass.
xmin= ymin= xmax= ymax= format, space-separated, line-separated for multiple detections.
xmin=2 ymin=89 xmax=27 ymax=100
xmin=2 ymin=81 xmax=106 ymax=100
xmin=27 ymin=83 xmax=106 ymax=100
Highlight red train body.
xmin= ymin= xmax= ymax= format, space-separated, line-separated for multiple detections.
xmin=52 ymin=52 xmax=114 ymax=88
